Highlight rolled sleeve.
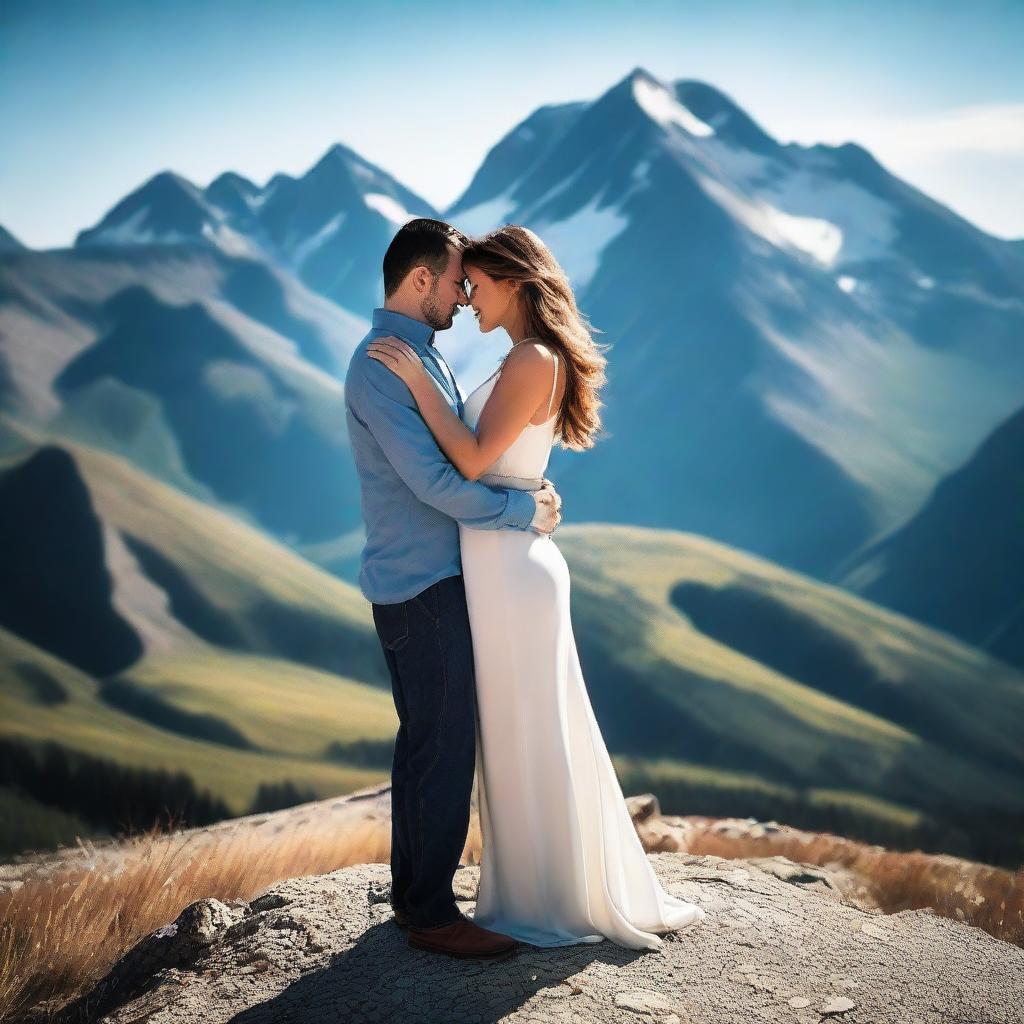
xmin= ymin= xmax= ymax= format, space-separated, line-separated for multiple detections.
xmin=349 ymin=356 xmax=534 ymax=531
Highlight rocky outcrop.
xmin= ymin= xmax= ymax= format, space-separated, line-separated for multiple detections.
xmin=625 ymin=794 xmax=878 ymax=911
xmin=55 ymin=853 xmax=1021 ymax=1024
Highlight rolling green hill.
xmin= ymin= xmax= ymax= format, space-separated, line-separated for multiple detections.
xmin=0 ymin=430 xmax=386 ymax=684
xmin=1 ymin=627 xmax=390 ymax=814
xmin=0 ymin=432 xmax=397 ymax=847
xmin=557 ymin=525 xmax=1024 ymax=862
xmin=3 ymin=431 xmax=1022 ymax=864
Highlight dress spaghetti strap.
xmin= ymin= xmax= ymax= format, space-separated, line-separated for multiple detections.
xmin=545 ymin=351 xmax=559 ymax=421
xmin=511 ymin=337 xmax=559 ymax=425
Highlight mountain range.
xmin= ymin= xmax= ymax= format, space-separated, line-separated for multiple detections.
xmin=0 ymin=240 xmax=369 ymax=543
xmin=1 ymin=68 xmax=1020 ymax=657
xmin=75 ymin=142 xmax=438 ymax=314
xmin=2 ymin=67 xmax=1023 ymax=850
xmin=449 ymin=69 xmax=1024 ymax=580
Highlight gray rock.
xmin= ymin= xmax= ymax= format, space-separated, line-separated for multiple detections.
xmin=625 ymin=793 xmax=661 ymax=824
xmin=453 ymin=865 xmax=480 ymax=901
xmin=60 ymin=853 xmax=1022 ymax=1024
xmin=821 ymin=995 xmax=856 ymax=1015
xmin=614 ymin=988 xmax=677 ymax=1014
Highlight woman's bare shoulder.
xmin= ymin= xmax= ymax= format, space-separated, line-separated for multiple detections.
xmin=504 ymin=339 xmax=557 ymax=370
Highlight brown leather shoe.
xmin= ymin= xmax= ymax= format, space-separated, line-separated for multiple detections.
xmin=407 ymin=917 xmax=520 ymax=960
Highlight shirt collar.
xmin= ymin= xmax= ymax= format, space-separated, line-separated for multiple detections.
xmin=372 ymin=308 xmax=436 ymax=349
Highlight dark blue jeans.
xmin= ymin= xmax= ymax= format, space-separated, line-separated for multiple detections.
xmin=371 ymin=573 xmax=477 ymax=930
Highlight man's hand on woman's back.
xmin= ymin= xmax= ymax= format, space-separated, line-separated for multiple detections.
xmin=530 ymin=482 xmax=562 ymax=535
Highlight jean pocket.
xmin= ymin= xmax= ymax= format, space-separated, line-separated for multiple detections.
xmin=411 ymin=587 xmax=439 ymax=623
xmin=372 ymin=601 xmax=410 ymax=651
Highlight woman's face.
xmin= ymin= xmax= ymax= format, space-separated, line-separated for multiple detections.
xmin=464 ymin=265 xmax=519 ymax=335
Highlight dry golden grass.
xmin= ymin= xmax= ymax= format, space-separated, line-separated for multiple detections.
xmin=687 ymin=824 xmax=1024 ymax=945
xmin=0 ymin=812 xmax=393 ymax=1022
xmin=2 ymin=808 xmax=1020 ymax=1022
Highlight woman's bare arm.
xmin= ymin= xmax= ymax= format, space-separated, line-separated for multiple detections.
xmin=367 ymin=337 xmax=555 ymax=481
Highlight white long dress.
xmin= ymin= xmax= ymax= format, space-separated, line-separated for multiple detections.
xmin=458 ymin=344 xmax=707 ymax=950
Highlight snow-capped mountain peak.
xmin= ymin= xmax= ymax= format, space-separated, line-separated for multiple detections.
xmin=72 ymin=141 xmax=438 ymax=313
xmin=75 ymin=170 xmax=257 ymax=256
xmin=444 ymin=68 xmax=1024 ymax=566
xmin=630 ymin=70 xmax=715 ymax=138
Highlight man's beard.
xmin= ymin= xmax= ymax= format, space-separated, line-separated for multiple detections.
xmin=421 ymin=283 xmax=457 ymax=331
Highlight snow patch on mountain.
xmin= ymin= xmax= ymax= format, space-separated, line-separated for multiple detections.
xmin=633 ymin=76 xmax=714 ymax=137
xmin=349 ymin=161 xmax=381 ymax=186
xmin=90 ymin=207 xmax=160 ymax=245
xmin=364 ymin=193 xmax=412 ymax=224
xmin=704 ymin=146 xmax=899 ymax=267
xmin=291 ymin=212 xmax=348 ymax=269
xmin=766 ymin=206 xmax=843 ymax=265
xmin=452 ymin=191 xmax=516 ymax=236
xmin=533 ymin=197 xmax=630 ymax=291
xmin=697 ymin=173 xmax=844 ymax=266
xmin=200 ymin=221 xmax=259 ymax=258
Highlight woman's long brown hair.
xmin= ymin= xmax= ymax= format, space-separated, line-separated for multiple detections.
xmin=462 ymin=225 xmax=609 ymax=451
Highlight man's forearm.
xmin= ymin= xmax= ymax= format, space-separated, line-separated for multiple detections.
xmin=409 ymin=376 xmax=489 ymax=480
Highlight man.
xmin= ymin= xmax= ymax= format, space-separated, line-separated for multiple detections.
xmin=344 ymin=218 xmax=562 ymax=960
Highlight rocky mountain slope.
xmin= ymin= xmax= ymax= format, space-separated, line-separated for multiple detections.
xmin=0 ymin=243 xmax=368 ymax=542
xmin=837 ymin=397 xmax=1024 ymax=669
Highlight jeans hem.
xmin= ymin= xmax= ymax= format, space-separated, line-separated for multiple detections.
xmin=409 ymin=913 xmax=465 ymax=931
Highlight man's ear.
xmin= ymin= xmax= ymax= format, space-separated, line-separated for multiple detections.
xmin=410 ymin=266 xmax=433 ymax=294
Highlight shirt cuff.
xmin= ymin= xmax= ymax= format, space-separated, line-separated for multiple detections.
xmin=504 ymin=488 xmax=537 ymax=531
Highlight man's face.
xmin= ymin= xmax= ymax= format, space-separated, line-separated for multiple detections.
xmin=420 ymin=244 xmax=470 ymax=331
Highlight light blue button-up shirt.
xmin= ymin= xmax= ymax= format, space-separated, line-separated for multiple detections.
xmin=344 ymin=308 xmax=537 ymax=604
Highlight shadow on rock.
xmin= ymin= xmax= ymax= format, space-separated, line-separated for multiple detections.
xmin=228 ymin=919 xmax=648 ymax=1024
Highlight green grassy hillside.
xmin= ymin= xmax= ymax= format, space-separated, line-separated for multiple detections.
xmin=1 ymin=627 xmax=391 ymax=814
xmin=0 ymin=434 xmax=386 ymax=681
xmin=558 ymin=524 xmax=1024 ymax=861
xmin=0 ymin=435 xmax=397 ymax=839
xmin=3 ymin=433 xmax=1022 ymax=865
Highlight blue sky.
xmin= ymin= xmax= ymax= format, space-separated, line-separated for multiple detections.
xmin=3 ymin=0 xmax=1023 ymax=248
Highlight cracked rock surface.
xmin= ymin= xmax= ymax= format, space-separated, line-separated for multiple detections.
xmin=62 ymin=853 xmax=1021 ymax=1024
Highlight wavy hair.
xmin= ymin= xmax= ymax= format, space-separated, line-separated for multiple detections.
xmin=461 ymin=225 xmax=609 ymax=450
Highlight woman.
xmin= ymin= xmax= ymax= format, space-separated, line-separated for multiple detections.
xmin=367 ymin=225 xmax=706 ymax=950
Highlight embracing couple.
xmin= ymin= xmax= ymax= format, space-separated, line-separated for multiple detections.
xmin=343 ymin=218 xmax=705 ymax=961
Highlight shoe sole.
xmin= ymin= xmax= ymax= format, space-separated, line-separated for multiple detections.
xmin=407 ymin=936 xmax=520 ymax=961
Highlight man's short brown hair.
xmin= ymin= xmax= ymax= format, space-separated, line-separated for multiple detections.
xmin=382 ymin=218 xmax=469 ymax=298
